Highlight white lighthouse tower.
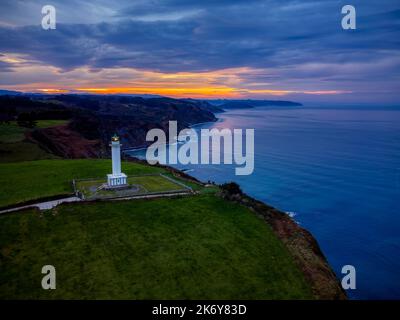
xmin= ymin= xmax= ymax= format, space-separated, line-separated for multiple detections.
xmin=107 ymin=134 xmax=127 ymax=188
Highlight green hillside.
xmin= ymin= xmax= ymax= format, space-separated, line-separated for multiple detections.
xmin=0 ymin=159 xmax=166 ymax=208
xmin=0 ymin=121 xmax=64 ymax=163
xmin=0 ymin=194 xmax=312 ymax=299
xmin=0 ymin=158 xmax=314 ymax=299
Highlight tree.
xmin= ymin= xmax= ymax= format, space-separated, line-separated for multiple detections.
xmin=220 ymin=182 xmax=242 ymax=195
xmin=17 ymin=112 xmax=37 ymax=128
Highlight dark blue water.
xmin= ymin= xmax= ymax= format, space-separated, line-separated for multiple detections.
xmin=128 ymin=106 xmax=400 ymax=299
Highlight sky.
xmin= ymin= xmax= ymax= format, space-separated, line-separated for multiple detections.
xmin=0 ymin=0 xmax=399 ymax=103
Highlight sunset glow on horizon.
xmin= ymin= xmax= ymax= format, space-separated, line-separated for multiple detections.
xmin=0 ymin=1 xmax=398 ymax=103
xmin=16 ymin=85 xmax=351 ymax=99
xmin=1 ymin=56 xmax=350 ymax=99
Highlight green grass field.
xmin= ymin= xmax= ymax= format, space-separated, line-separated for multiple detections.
xmin=0 ymin=159 xmax=166 ymax=208
xmin=75 ymin=174 xmax=188 ymax=199
xmin=0 ymin=141 xmax=58 ymax=164
xmin=0 ymin=122 xmax=26 ymax=143
xmin=127 ymin=175 xmax=184 ymax=192
xmin=0 ymin=195 xmax=312 ymax=299
xmin=0 ymin=121 xmax=68 ymax=143
xmin=0 ymin=156 xmax=314 ymax=299
xmin=0 ymin=120 xmax=68 ymax=163
xmin=35 ymin=120 xmax=68 ymax=128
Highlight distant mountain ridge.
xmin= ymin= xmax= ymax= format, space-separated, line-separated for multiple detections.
xmin=0 ymin=92 xmax=302 ymax=157
xmin=0 ymin=94 xmax=217 ymax=157
xmin=0 ymin=90 xmax=23 ymax=96
xmin=211 ymin=99 xmax=303 ymax=109
xmin=0 ymin=90 xmax=302 ymax=109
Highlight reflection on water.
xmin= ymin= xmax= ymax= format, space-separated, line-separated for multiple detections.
xmin=127 ymin=105 xmax=400 ymax=299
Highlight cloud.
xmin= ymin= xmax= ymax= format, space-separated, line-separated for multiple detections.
xmin=0 ymin=0 xmax=399 ymax=102
xmin=0 ymin=61 xmax=13 ymax=72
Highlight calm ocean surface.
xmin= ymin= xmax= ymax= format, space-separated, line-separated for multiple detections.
xmin=127 ymin=105 xmax=400 ymax=299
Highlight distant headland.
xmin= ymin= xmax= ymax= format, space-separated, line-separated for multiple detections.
xmin=0 ymin=92 xmax=302 ymax=158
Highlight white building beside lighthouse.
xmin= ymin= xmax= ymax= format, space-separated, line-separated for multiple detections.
xmin=107 ymin=134 xmax=127 ymax=187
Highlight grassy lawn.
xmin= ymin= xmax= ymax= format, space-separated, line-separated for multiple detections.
xmin=163 ymin=172 xmax=205 ymax=192
xmin=0 ymin=159 xmax=166 ymax=208
xmin=0 ymin=121 xmax=69 ymax=143
xmin=35 ymin=120 xmax=68 ymax=128
xmin=127 ymin=175 xmax=185 ymax=192
xmin=0 ymin=122 xmax=26 ymax=143
xmin=0 ymin=141 xmax=58 ymax=164
xmin=0 ymin=120 xmax=68 ymax=163
xmin=75 ymin=175 xmax=187 ymax=199
xmin=0 ymin=194 xmax=313 ymax=299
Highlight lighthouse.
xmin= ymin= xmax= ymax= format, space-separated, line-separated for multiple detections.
xmin=107 ymin=134 xmax=127 ymax=187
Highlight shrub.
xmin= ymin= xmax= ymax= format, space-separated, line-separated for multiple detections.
xmin=220 ymin=182 xmax=242 ymax=195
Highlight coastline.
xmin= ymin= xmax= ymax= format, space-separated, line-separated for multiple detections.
xmin=123 ymin=107 xmax=347 ymax=299
xmin=126 ymin=155 xmax=347 ymax=299
xmin=122 ymin=118 xmax=222 ymax=153
xmin=2 ymin=103 xmax=347 ymax=299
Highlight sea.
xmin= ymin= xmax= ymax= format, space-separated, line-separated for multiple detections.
xmin=127 ymin=105 xmax=400 ymax=299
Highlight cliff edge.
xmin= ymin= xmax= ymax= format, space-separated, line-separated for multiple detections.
xmin=218 ymin=183 xmax=346 ymax=299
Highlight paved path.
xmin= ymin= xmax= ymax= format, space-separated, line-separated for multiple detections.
xmin=0 ymin=191 xmax=194 ymax=215
xmin=0 ymin=196 xmax=81 ymax=214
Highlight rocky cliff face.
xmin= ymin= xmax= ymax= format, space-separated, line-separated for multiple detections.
xmin=218 ymin=185 xmax=346 ymax=300
xmin=258 ymin=203 xmax=346 ymax=299
xmin=3 ymin=94 xmax=343 ymax=299
xmin=22 ymin=95 xmax=217 ymax=158
xmin=27 ymin=125 xmax=102 ymax=158
xmin=123 ymin=161 xmax=346 ymax=300
xmin=65 ymin=96 xmax=218 ymax=153
xmin=2 ymin=95 xmax=303 ymax=158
